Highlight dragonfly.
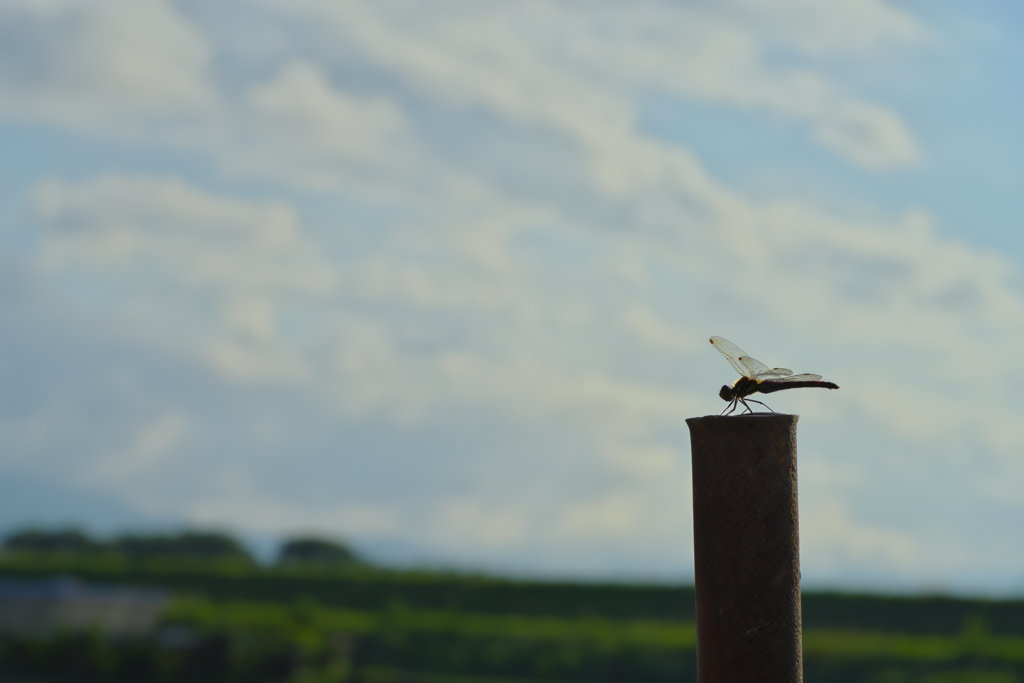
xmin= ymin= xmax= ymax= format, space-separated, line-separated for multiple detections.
xmin=710 ymin=336 xmax=839 ymax=415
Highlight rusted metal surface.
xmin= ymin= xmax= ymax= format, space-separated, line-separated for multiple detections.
xmin=686 ymin=413 xmax=802 ymax=683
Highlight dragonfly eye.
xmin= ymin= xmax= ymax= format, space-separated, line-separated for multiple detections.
xmin=719 ymin=385 xmax=732 ymax=401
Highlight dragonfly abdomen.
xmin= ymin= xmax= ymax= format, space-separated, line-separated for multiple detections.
xmin=756 ymin=380 xmax=839 ymax=395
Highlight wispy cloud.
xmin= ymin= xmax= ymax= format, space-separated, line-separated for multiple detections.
xmin=1 ymin=0 xmax=1022 ymax=591
xmin=0 ymin=0 xmax=212 ymax=125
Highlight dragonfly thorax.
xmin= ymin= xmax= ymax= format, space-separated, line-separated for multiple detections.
xmin=721 ymin=376 xmax=760 ymax=402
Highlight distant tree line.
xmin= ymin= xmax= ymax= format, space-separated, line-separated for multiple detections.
xmin=1 ymin=526 xmax=366 ymax=568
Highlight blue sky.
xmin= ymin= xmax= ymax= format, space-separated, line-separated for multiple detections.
xmin=2 ymin=0 xmax=1024 ymax=594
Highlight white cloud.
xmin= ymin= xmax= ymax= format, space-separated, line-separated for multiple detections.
xmin=723 ymin=0 xmax=928 ymax=56
xmin=8 ymin=1 xmax=1024 ymax=590
xmin=0 ymin=0 xmax=922 ymax=183
xmin=812 ymin=100 xmax=920 ymax=169
xmin=92 ymin=412 xmax=190 ymax=483
xmin=216 ymin=60 xmax=420 ymax=192
xmin=246 ymin=61 xmax=407 ymax=156
xmin=27 ymin=175 xmax=334 ymax=385
xmin=428 ymin=498 xmax=530 ymax=551
xmin=802 ymin=499 xmax=923 ymax=574
xmin=31 ymin=176 xmax=308 ymax=277
xmin=284 ymin=0 xmax=920 ymax=170
xmin=553 ymin=493 xmax=658 ymax=541
xmin=32 ymin=176 xmax=330 ymax=296
xmin=0 ymin=0 xmax=213 ymax=126
xmin=202 ymin=338 xmax=311 ymax=385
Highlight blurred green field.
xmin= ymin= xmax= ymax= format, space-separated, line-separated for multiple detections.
xmin=3 ymin=551 xmax=1024 ymax=681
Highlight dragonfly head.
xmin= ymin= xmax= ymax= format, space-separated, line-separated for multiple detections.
xmin=719 ymin=385 xmax=734 ymax=401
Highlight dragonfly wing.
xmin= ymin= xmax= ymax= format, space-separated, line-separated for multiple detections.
xmin=710 ymin=336 xmax=758 ymax=378
xmin=769 ymin=373 xmax=823 ymax=382
xmin=737 ymin=354 xmax=777 ymax=377
xmin=750 ymin=365 xmax=794 ymax=379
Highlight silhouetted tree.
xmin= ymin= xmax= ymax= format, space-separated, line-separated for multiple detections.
xmin=277 ymin=536 xmax=364 ymax=567
xmin=114 ymin=530 xmax=254 ymax=563
xmin=3 ymin=527 xmax=103 ymax=553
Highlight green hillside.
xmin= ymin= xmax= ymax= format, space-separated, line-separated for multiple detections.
xmin=2 ymin=550 xmax=1024 ymax=682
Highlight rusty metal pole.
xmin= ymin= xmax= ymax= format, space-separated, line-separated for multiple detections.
xmin=685 ymin=413 xmax=802 ymax=683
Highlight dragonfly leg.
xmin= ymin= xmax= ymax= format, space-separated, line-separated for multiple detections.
xmin=721 ymin=399 xmax=738 ymax=416
xmin=746 ymin=398 xmax=774 ymax=413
